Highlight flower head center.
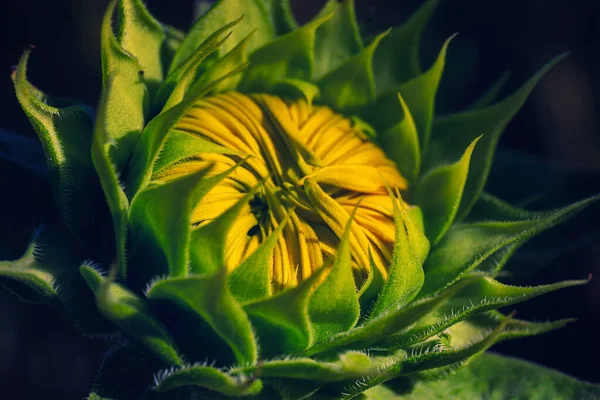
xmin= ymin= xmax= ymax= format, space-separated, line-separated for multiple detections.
xmin=154 ymin=92 xmax=407 ymax=291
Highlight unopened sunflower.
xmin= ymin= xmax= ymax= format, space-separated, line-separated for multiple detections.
xmin=2 ymin=0 xmax=599 ymax=399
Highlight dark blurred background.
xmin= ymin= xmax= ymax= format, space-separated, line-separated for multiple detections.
xmin=1 ymin=0 xmax=599 ymax=399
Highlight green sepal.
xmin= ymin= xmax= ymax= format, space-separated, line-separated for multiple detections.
xmin=81 ymin=265 xmax=183 ymax=366
xmin=372 ymin=0 xmax=440 ymax=88
xmin=260 ymin=0 xmax=297 ymax=35
xmin=425 ymin=54 xmax=568 ymax=220
xmin=243 ymin=267 xmax=327 ymax=357
xmin=157 ymin=17 xmax=242 ymax=112
xmin=239 ymin=14 xmax=332 ymax=93
xmin=189 ymin=186 xmax=256 ymax=275
xmin=129 ymin=163 xmax=239 ymax=278
xmin=339 ymin=316 xmax=510 ymax=398
xmin=154 ymin=366 xmax=263 ymax=396
xmin=419 ymin=195 xmax=598 ymax=296
xmin=309 ymin=212 xmax=360 ymax=343
xmin=13 ymin=49 xmax=105 ymax=239
xmin=95 ymin=0 xmax=150 ymax=276
xmin=377 ymin=93 xmax=420 ymax=184
xmin=395 ymin=34 xmax=454 ymax=152
xmin=127 ymin=61 xmax=248 ymax=195
xmin=229 ymin=213 xmax=291 ymax=303
xmin=272 ymin=79 xmax=321 ymax=105
xmin=0 ymin=230 xmax=59 ymax=301
xmin=464 ymin=193 xmax=547 ymax=273
xmin=380 ymin=353 xmax=600 ymax=400
xmin=146 ymin=269 xmax=258 ymax=366
xmin=194 ymin=30 xmax=256 ymax=94
xmin=397 ymin=314 xmax=509 ymax=375
xmin=169 ymin=0 xmax=274 ymax=73
xmin=152 ymin=130 xmax=244 ymax=178
xmin=98 ymin=0 xmax=147 ymax=171
xmin=234 ymin=351 xmax=388 ymax=382
xmin=316 ymin=30 xmax=388 ymax=114
xmin=416 ymin=136 xmax=480 ymax=245
xmin=1 ymin=227 xmax=116 ymax=335
xmin=117 ymin=0 xmax=165 ymax=96
xmin=449 ymin=311 xmax=576 ymax=347
xmin=370 ymin=191 xmax=428 ymax=318
xmin=357 ymin=250 xmax=385 ymax=319
xmin=468 ymin=71 xmax=511 ymax=111
xmin=92 ymin=76 xmax=131 ymax=278
xmin=389 ymin=275 xmax=587 ymax=348
xmin=467 ymin=192 xmax=545 ymax=222
xmin=312 ymin=0 xmax=363 ymax=80
xmin=304 ymin=277 xmax=476 ymax=358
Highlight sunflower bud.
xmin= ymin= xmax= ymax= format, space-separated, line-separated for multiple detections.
xmin=2 ymin=0 xmax=598 ymax=398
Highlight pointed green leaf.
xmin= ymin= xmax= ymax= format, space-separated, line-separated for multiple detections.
xmin=130 ymin=164 xmax=239 ymax=278
xmin=312 ymin=0 xmax=363 ymax=80
xmin=357 ymin=250 xmax=386 ymax=319
xmin=370 ymin=192 xmax=428 ymax=318
xmin=383 ymin=353 xmax=600 ymax=400
xmin=340 ymin=317 xmax=510 ymax=398
xmin=92 ymin=76 xmax=131 ymax=278
xmin=169 ymin=0 xmax=274 ymax=73
xmin=468 ymin=71 xmax=511 ymax=111
xmin=194 ymin=29 xmax=256 ymax=94
xmin=239 ymin=14 xmax=332 ymax=92
xmin=449 ymin=311 xmax=575 ymax=348
xmin=146 ymin=269 xmax=258 ymax=366
xmin=425 ymin=55 xmax=568 ymax=220
xmin=1 ymin=227 xmax=113 ymax=336
xmin=464 ymin=193 xmax=551 ymax=274
xmin=399 ymin=315 xmax=509 ymax=375
xmin=99 ymin=0 xmax=146 ymax=171
xmin=243 ymin=267 xmax=327 ymax=357
xmin=189 ymin=187 xmax=255 ymax=275
xmin=396 ymin=35 xmax=454 ymax=152
xmin=127 ymin=62 xmax=248 ymax=195
xmin=154 ymin=364 xmax=263 ymax=396
xmin=152 ymin=130 xmax=243 ymax=178
xmin=260 ymin=0 xmax=297 ymax=35
xmin=82 ymin=266 xmax=183 ymax=366
xmin=377 ymin=93 xmax=420 ymax=184
xmin=0 ymin=230 xmax=58 ymax=301
xmin=416 ymin=137 xmax=480 ymax=245
xmin=157 ymin=17 xmax=242 ymax=112
xmin=117 ymin=0 xmax=165 ymax=96
xmin=272 ymin=78 xmax=321 ymax=105
xmin=317 ymin=30 xmax=388 ymax=114
xmin=13 ymin=49 xmax=105 ymax=238
xmin=373 ymin=0 xmax=440 ymax=88
xmin=467 ymin=192 xmax=545 ymax=222
xmin=229 ymin=213 xmax=290 ymax=303
xmin=419 ymin=195 xmax=598 ymax=296
xmin=304 ymin=277 xmax=476 ymax=358
xmin=388 ymin=275 xmax=587 ymax=348
xmin=309 ymin=214 xmax=360 ymax=343
xmin=233 ymin=350 xmax=392 ymax=382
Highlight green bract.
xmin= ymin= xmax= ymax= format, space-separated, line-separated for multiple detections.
xmin=2 ymin=0 xmax=599 ymax=399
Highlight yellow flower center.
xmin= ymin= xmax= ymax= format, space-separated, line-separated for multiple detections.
xmin=154 ymin=92 xmax=407 ymax=291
